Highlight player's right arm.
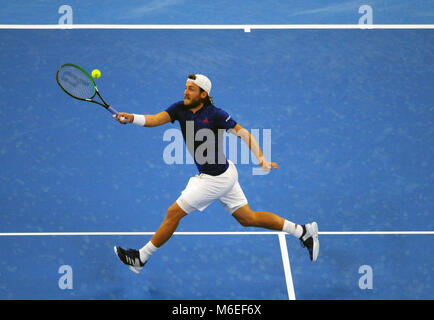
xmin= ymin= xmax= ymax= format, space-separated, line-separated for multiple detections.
xmin=115 ymin=111 xmax=172 ymax=127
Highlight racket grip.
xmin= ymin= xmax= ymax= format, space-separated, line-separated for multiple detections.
xmin=107 ymin=106 xmax=119 ymax=115
xmin=107 ymin=106 xmax=129 ymax=123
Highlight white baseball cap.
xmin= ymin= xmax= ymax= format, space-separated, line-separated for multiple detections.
xmin=187 ymin=74 xmax=212 ymax=94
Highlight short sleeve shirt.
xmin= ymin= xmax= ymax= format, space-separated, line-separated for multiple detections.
xmin=165 ymin=101 xmax=237 ymax=176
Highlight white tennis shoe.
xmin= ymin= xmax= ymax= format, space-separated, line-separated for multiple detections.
xmin=114 ymin=246 xmax=146 ymax=274
xmin=300 ymin=222 xmax=320 ymax=262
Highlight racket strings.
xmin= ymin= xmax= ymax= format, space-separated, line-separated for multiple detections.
xmin=58 ymin=66 xmax=95 ymax=99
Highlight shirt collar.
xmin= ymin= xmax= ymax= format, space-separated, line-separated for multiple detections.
xmin=187 ymin=103 xmax=209 ymax=116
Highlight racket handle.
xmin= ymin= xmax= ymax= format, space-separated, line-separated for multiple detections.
xmin=107 ymin=106 xmax=129 ymax=123
xmin=107 ymin=106 xmax=118 ymax=115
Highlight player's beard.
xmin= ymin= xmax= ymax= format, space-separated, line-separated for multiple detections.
xmin=184 ymin=95 xmax=203 ymax=109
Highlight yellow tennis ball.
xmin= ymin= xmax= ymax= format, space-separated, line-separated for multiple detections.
xmin=91 ymin=69 xmax=101 ymax=79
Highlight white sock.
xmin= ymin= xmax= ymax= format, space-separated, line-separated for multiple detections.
xmin=139 ymin=241 xmax=158 ymax=263
xmin=282 ymin=220 xmax=304 ymax=239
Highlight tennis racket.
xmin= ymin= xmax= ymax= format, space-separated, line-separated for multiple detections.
xmin=56 ymin=63 xmax=127 ymax=123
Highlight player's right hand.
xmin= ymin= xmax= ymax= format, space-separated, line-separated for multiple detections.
xmin=115 ymin=112 xmax=134 ymax=124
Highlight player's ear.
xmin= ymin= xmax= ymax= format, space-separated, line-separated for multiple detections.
xmin=200 ymin=91 xmax=208 ymax=99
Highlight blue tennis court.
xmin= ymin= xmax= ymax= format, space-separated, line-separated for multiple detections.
xmin=0 ymin=27 xmax=433 ymax=300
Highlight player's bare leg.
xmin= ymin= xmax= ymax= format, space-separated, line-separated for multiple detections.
xmin=150 ymin=202 xmax=187 ymax=247
xmin=232 ymin=204 xmax=319 ymax=261
xmin=232 ymin=204 xmax=285 ymax=230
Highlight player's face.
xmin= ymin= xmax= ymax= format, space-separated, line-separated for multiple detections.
xmin=184 ymin=81 xmax=205 ymax=108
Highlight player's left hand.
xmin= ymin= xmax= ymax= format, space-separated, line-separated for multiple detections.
xmin=259 ymin=158 xmax=278 ymax=172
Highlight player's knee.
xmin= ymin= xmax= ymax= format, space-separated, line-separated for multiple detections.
xmin=238 ymin=219 xmax=251 ymax=227
xmin=165 ymin=204 xmax=186 ymax=223
xmin=237 ymin=212 xmax=257 ymax=227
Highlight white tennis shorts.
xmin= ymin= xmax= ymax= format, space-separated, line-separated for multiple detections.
xmin=176 ymin=160 xmax=248 ymax=214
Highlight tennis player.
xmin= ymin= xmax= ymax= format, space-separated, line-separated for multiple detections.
xmin=114 ymin=74 xmax=319 ymax=274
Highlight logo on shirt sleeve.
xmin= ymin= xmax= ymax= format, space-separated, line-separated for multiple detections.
xmin=225 ymin=115 xmax=231 ymax=122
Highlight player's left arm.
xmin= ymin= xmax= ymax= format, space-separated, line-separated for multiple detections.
xmin=229 ymin=123 xmax=278 ymax=171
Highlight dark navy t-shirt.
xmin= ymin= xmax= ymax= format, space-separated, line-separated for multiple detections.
xmin=165 ymin=101 xmax=237 ymax=176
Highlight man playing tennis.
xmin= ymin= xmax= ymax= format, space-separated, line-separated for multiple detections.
xmin=114 ymin=74 xmax=319 ymax=274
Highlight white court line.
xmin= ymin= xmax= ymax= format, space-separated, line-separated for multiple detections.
xmin=0 ymin=24 xmax=433 ymax=30
xmin=0 ymin=231 xmax=433 ymax=236
xmin=278 ymin=233 xmax=296 ymax=300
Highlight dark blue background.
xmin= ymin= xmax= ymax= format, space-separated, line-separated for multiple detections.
xmin=0 ymin=27 xmax=433 ymax=299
